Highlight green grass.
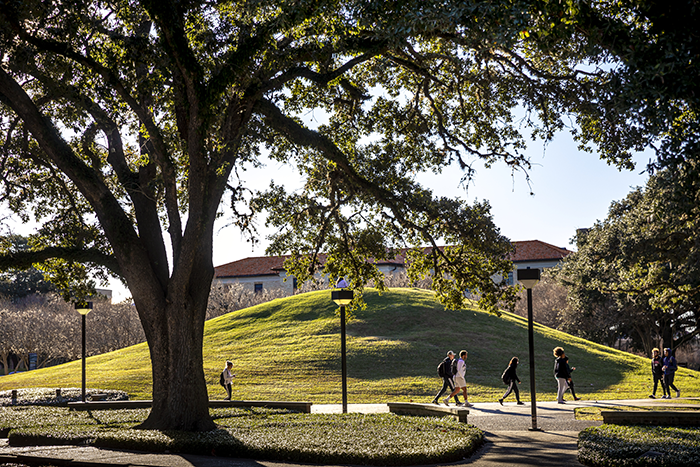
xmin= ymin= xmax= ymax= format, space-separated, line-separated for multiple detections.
xmin=0 ymin=406 xmax=484 ymax=465
xmin=578 ymin=425 xmax=700 ymax=466
xmin=2 ymin=288 xmax=699 ymax=403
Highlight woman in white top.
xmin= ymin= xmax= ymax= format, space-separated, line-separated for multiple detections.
xmin=222 ymin=360 xmax=235 ymax=400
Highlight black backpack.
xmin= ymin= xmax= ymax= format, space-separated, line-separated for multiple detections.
xmin=501 ymin=367 xmax=510 ymax=384
xmin=451 ymin=358 xmax=459 ymax=376
xmin=219 ymin=370 xmax=226 ymax=387
xmin=437 ymin=359 xmax=447 ymax=378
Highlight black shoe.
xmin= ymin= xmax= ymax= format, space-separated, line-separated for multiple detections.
xmin=517 ymin=401 xmax=524 ymax=405
xmin=498 ymin=399 xmax=503 ymax=406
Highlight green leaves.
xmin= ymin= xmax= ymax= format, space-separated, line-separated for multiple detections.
xmin=557 ymin=168 xmax=700 ymax=353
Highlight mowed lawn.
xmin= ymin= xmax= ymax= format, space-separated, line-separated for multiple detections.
xmin=2 ymin=288 xmax=699 ymax=403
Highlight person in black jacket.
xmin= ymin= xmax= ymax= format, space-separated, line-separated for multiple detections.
xmin=553 ymin=346 xmax=571 ymax=404
xmin=564 ymin=356 xmax=581 ymax=401
xmin=649 ymin=348 xmax=666 ymax=399
xmin=431 ymin=350 xmax=461 ymax=405
xmin=498 ymin=357 xmax=523 ymax=405
xmin=662 ymin=348 xmax=680 ymax=398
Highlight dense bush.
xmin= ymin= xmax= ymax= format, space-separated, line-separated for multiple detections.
xmin=579 ymin=425 xmax=700 ymax=467
xmin=1 ymin=406 xmax=483 ymax=465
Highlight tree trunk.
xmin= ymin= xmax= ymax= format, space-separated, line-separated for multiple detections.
xmin=135 ymin=295 xmax=216 ymax=431
xmin=661 ymin=317 xmax=674 ymax=350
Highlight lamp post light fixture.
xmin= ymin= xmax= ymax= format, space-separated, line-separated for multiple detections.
xmin=331 ymin=287 xmax=353 ymax=414
xmin=75 ymin=301 xmax=93 ymax=402
xmin=517 ymin=268 xmax=541 ymax=432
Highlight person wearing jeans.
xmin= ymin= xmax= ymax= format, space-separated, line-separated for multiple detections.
xmin=662 ymin=348 xmax=680 ymax=398
xmin=553 ymin=346 xmax=571 ymax=404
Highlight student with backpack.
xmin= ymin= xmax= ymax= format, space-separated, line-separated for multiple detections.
xmin=498 ymin=357 xmax=523 ymax=405
xmin=431 ymin=351 xmax=461 ymax=405
xmin=220 ymin=360 xmax=236 ymax=400
xmin=662 ymin=348 xmax=680 ymax=398
xmin=445 ymin=350 xmax=471 ymax=407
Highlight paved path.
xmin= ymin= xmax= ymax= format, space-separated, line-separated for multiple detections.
xmin=0 ymin=399 xmax=694 ymax=467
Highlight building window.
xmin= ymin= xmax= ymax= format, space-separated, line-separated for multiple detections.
xmin=507 ymin=272 xmax=514 ymax=286
xmin=293 ymin=277 xmax=298 ymax=290
xmin=254 ymin=283 xmax=263 ymax=293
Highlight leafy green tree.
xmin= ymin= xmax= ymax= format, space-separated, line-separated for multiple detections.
xmin=0 ymin=0 xmax=635 ymax=430
xmin=0 ymin=236 xmax=56 ymax=300
xmin=557 ymin=170 xmax=700 ymax=354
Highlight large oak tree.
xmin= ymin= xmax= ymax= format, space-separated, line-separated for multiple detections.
xmin=1 ymin=0 xmax=626 ymax=430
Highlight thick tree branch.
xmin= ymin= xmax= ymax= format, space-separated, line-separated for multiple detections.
xmin=0 ymin=247 xmax=120 ymax=275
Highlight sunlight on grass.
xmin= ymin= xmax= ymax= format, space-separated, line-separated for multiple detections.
xmin=2 ymin=288 xmax=699 ymax=403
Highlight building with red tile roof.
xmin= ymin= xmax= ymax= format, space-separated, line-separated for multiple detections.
xmin=214 ymin=240 xmax=572 ymax=294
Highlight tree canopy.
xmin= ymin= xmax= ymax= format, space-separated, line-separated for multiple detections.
xmin=557 ymin=169 xmax=700 ymax=354
xmin=1 ymin=0 xmax=695 ymax=430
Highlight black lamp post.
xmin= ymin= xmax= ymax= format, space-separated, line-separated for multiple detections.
xmin=517 ymin=268 xmax=541 ymax=431
xmin=331 ymin=287 xmax=353 ymax=413
xmin=75 ymin=301 xmax=93 ymax=402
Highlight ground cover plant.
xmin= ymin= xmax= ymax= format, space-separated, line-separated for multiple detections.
xmin=1 ymin=289 xmax=699 ymax=403
xmin=578 ymin=425 xmax=700 ymax=467
xmin=0 ymin=388 xmax=128 ymax=406
xmin=0 ymin=406 xmax=483 ymax=466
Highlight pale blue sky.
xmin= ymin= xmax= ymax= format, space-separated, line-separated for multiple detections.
xmin=213 ymin=130 xmax=651 ymax=267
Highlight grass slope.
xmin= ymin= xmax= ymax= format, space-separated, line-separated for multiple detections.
xmin=2 ymin=288 xmax=699 ymax=403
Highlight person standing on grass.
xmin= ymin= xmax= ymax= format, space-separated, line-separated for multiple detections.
xmin=445 ymin=350 xmax=471 ymax=407
xmin=662 ymin=348 xmax=680 ymax=398
xmin=432 ymin=350 xmax=461 ymax=405
xmin=222 ymin=360 xmax=236 ymax=400
xmin=564 ymin=355 xmax=581 ymax=401
xmin=553 ymin=346 xmax=571 ymax=404
xmin=498 ymin=357 xmax=523 ymax=405
xmin=649 ymin=348 xmax=666 ymax=399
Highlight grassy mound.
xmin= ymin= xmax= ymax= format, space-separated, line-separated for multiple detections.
xmin=1 ymin=288 xmax=699 ymax=402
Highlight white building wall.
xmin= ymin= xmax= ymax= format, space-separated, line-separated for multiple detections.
xmin=215 ymin=274 xmax=295 ymax=295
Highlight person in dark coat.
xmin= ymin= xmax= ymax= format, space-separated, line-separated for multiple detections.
xmin=649 ymin=348 xmax=666 ymax=399
xmin=564 ymin=356 xmax=581 ymax=401
xmin=499 ymin=357 xmax=523 ymax=405
xmin=662 ymin=348 xmax=680 ymax=398
xmin=431 ymin=350 xmax=461 ymax=405
xmin=553 ymin=346 xmax=571 ymax=404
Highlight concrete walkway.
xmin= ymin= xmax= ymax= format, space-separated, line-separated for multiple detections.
xmin=0 ymin=399 xmax=694 ymax=467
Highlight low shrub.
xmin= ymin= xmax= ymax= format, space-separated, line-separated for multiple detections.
xmin=2 ymin=406 xmax=484 ymax=466
xmin=578 ymin=425 xmax=700 ymax=467
xmin=0 ymin=388 xmax=128 ymax=406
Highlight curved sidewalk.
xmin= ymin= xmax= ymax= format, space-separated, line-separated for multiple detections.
xmin=0 ymin=399 xmax=692 ymax=467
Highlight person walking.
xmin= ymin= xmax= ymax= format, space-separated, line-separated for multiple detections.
xmin=662 ymin=348 xmax=680 ymax=398
xmin=221 ymin=360 xmax=236 ymax=400
xmin=649 ymin=348 xmax=666 ymax=399
xmin=564 ymin=356 xmax=581 ymax=401
xmin=553 ymin=347 xmax=571 ymax=404
xmin=446 ymin=350 xmax=471 ymax=407
xmin=498 ymin=357 xmax=523 ymax=405
xmin=432 ymin=351 xmax=461 ymax=405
